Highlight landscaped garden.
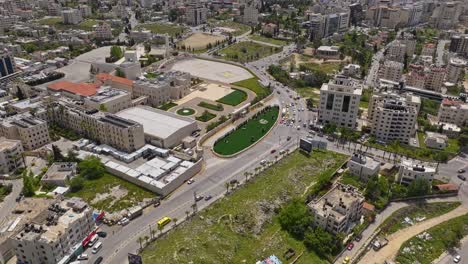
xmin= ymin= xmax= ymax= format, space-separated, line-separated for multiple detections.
xmin=158 ymin=102 xmax=178 ymax=111
xmin=141 ymin=150 xmax=347 ymax=263
xmin=219 ymin=41 xmax=282 ymax=62
xmin=216 ymin=89 xmax=248 ymax=106
xmin=176 ymin=108 xmax=195 ymax=116
xmin=232 ymin=77 xmax=270 ymax=103
xmin=213 ymin=106 xmax=279 ymax=155
xmin=396 ymin=213 xmax=468 ymax=264
xmin=216 ymin=21 xmax=251 ymax=36
xmin=195 ymin=110 xmax=216 ymax=122
xmin=197 ymin=101 xmax=224 ymax=111
xmin=379 ymin=202 xmax=461 ymax=236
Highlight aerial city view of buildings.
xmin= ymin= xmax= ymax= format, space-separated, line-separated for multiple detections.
xmin=0 ymin=0 xmax=467 ymax=264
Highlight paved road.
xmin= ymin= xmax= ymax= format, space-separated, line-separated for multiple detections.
xmin=436 ymin=236 xmax=468 ymax=264
xmin=0 ymin=180 xmax=23 ymax=226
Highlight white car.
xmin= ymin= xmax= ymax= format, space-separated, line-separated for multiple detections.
xmin=77 ymin=254 xmax=88 ymax=260
xmin=453 ymin=255 xmax=461 ymax=263
xmin=187 ymin=179 xmax=195 ymax=185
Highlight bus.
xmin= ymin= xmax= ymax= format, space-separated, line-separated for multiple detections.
xmin=157 ymin=216 xmax=171 ymax=228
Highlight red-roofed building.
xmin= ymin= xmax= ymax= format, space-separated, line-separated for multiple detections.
xmin=47 ymin=81 xmax=99 ymax=98
xmin=433 ymin=183 xmax=458 ymax=192
xmin=95 ymin=73 xmax=134 ymax=92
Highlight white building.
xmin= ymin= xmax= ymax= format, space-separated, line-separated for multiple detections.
xmin=368 ymin=92 xmax=420 ymax=144
xmin=0 ymin=137 xmax=24 ymax=174
xmin=62 ymin=9 xmax=83 ymax=25
xmin=397 ymin=160 xmax=436 ymax=185
xmin=316 ymin=46 xmax=340 ymax=59
xmin=11 ymin=198 xmax=95 ymax=264
xmin=318 ymin=75 xmax=362 ymax=129
xmin=446 ymin=58 xmax=466 ymax=84
xmin=424 ymin=131 xmax=448 ymax=150
xmin=40 ymin=162 xmax=77 ymax=187
xmin=0 ymin=114 xmax=50 ymax=150
xmin=347 ymin=153 xmax=380 ymax=181
xmin=381 ymin=60 xmax=404 ymax=82
xmin=386 ymin=41 xmax=407 ymax=63
xmin=308 ymin=184 xmax=364 ymax=234
xmin=342 ymin=64 xmax=361 ymax=77
xmin=83 ymin=86 xmax=131 ymax=113
xmin=79 ymin=5 xmax=92 ymax=17
xmin=95 ymin=22 xmax=112 ymax=40
xmin=437 ymin=98 xmax=468 ymax=127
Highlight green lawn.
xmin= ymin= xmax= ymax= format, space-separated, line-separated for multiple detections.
xmin=396 ymin=213 xmax=468 ymax=264
xmin=366 ymin=140 xmax=456 ymax=162
xmin=196 ymin=111 xmax=216 ymax=122
xmin=158 ymin=102 xmax=178 ymax=111
xmin=380 ymin=202 xmax=461 ymax=236
xmin=295 ymin=87 xmax=320 ymax=100
xmin=0 ymin=184 xmax=12 ymax=202
xmin=214 ymin=106 xmax=279 ymax=155
xmin=141 ymin=150 xmax=347 ymax=264
xmin=216 ymin=89 xmax=248 ymax=106
xmin=417 ymin=132 xmax=460 ymax=154
xmin=249 ymin=35 xmax=288 ymax=46
xmin=198 ymin=101 xmax=224 ymax=111
xmin=66 ymin=173 xmax=155 ymax=212
xmin=216 ymin=21 xmax=251 ymax=36
xmin=219 ymin=41 xmax=282 ymax=62
xmin=136 ymin=23 xmax=188 ymax=37
xmin=299 ymin=62 xmax=341 ymax=75
xmin=233 ymin=77 xmax=270 ymax=102
xmin=176 ymin=108 xmax=195 ymax=116
xmin=339 ymin=171 xmax=365 ymax=191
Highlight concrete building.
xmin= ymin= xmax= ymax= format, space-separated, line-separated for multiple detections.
xmin=116 ymin=106 xmax=198 ymax=148
xmin=83 ymin=87 xmax=131 ymax=113
xmin=386 ymin=41 xmax=406 ymax=63
xmin=243 ymin=4 xmax=259 ymax=25
xmin=316 ymin=46 xmax=340 ymax=59
xmin=446 ymin=58 xmax=466 ymax=84
xmin=437 ymin=98 xmax=468 ymax=127
xmin=318 ymin=75 xmax=362 ymax=129
xmin=449 ymin=34 xmax=468 ymax=57
xmin=381 ymin=60 xmax=403 ymax=82
xmin=0 ymin=114 xmax=50 ymax=150
xmin=95 ymin=73 xmax=134 ymax=93
xmin=0 ymin=51 xmax=16 ymax=79
xmin=430 ymin=1 xmax=462 ymax=30
xmin=40 ymin=162 xmax=77 ymax=187
xmin=342 ymin=64 xmax=361 ymax=77
xmin=368 ymin=92 xmax=420 ymax=144
xmin=62 ymin=9 xmax=83 ymax=25
xmin=424 ymin=131 xmax=448 ymax=150
xmin=308 ymin=184 xmax=364 ymax=234
xmin=11 ymin=198 xmax=95 ymax=264
xmin=397 ymin=160 xmax=436 ymax=185
xmin=47 ymin=81 xmax=100 ymax=99
xmin=95 ymin=22 xmax=112 ymax=40
xmin=424 ymin=66 xmax=445 ymax=92
xmin=186 ymin=3 xmax=207 ymax=26
xmin=421 ymin=43 xmax=436 ymax=57
xmin=347 ymin=153 xmax=380 ymax=181
xmin=133 ymin=71 xmax=191 ymax=107
xmin=0 ymin=138 xmax=24 ymax=174
xmin=78 ymin=4 xmax=92 ymax=17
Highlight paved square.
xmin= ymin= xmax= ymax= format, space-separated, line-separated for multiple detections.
xmin=176 ymin=83 xmax=234 ymax=104
xmin=170 ymin=58 xmax=253 ymax=83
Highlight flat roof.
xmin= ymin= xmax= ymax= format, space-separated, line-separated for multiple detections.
xmin=116 ymin=106 xmax=196 ymax=139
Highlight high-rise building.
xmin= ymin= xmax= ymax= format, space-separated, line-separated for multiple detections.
xmin=243 ymin=4 xmax=259 ymax=25
xmin=318 ymin=75 xmax=362 ymax=129
xmin=368 ymin=92 xmax=420 ymax=144
xmin=186 ymin=3 xmax=207 ymax=26
xmin=0 ymin=137 xmax=24 ymax=174
xmin=0 ymin=51 xmax=16 ymax=79
xmin=381 ymin=60 xmax=404 ymax=82
xmin=386 ymin=41 xmax=407 ymax=63
xmin=95 ymin=22 xmax=113 ymax=40
xmin=349 ymin=3 xmax=363 ymax=26
xmin=446 ymin=58 xmax=466 ymax=84
xmin=424 ymin=66 xmax=445 ymax=92
xmin=62 ymin=9 xmax=83 ymax=25
xmin=430 ymin=1 xmax=462 ymax=29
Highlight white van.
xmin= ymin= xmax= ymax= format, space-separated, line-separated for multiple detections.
xmin=92 ymin=242 xmax=102 ymax=254
xmin=88 ymin=234 xmax=98 ymax=247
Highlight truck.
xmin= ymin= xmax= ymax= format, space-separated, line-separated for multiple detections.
xmin=127 ymin=206 xmax=143 ymax=220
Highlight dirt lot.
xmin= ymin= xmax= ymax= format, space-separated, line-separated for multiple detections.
xmin=178 ymin=33 xmax=226 ymax=50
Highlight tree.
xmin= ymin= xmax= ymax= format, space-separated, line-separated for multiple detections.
xmin=115 ymin=68 xmax=126 ymax=78
xmin=99 ymin=104 xmax=108 ymax=112
xmin=22 ymin=170 xmax=36 ymax=197
xmin=407 ymin=177 xmax=431 ymax=197
xmin=78 ymin=156 xmax=105 ymax=180
xmin=304 ymin=227 xmax=336 ymax=257
xmin=278 ymin=199 xmax=314 ymax=239
xmin=52 ymin=144 xmax=65 ymax=162
xmin=137 ymin=237 xmax=144 ymax=249
xmin=66 ymin=150 xmax=79 ymax=162
xmin=173 ymin=217 xmax=178 ymax=227
xmin=110 ymin=45 xmax=124 ymax=59
xmin=69 ymin=176 xmax=84 ymax=192
xmin=16 ymin=86 xmax=26 ymax=100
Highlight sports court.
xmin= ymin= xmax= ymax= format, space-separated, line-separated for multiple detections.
xmin=170 ymin=58 xmax=253 ymax=83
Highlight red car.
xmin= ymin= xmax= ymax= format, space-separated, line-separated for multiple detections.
xmin=347 ymin=243 xmax=354 ymax=250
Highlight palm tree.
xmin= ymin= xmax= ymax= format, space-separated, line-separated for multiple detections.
xmin=150 ymin=228 xmax=157 ymax=239
xmin=137 ymin=236 xmax=144 ymax=249
xmin=224 ymin=181 xmax=230 ymax=193
xmin=157 ymin=224 xmax=164 ymax=236
xmin=144 ymin=235 xmax=149 ymax=245
xmin=274 ymin=155 xmax=278 ymax=162
xmin=191 ymin=203 xmax=197 ymax=214
xmin=244 ymin=171 xmax=249 ymax=182
xmin=173 ymin=217 xmax=178 ymax=227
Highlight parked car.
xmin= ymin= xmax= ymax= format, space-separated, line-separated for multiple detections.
xmin=119 ymin=217 xmax=129 ymax=226
xmin=347 ymin=243 xmax=354 ymax=250
xmin=342 ymin=256 xmax=350 ymax=264
xmin=454 ymin=255 xmax=461 ymax=263
xmin=195 ymin=195 xmax=203 ymax=202
xmin=354 ymin=234 xmax=362 ymax=242
xmin=204 ymin=195 xmax=212 ymax=201
xmin=94 ymin=256 xmax=103 ymax=264
xmin=270 ymin=149 xmax=276 ymax=154
xmin=458 ymin=175 xmax=466 ymax=181
xmin=187 ymin=179 xmax=195 ymax=185
xmin=97 ymin=231 xmax=107 ymax=238
xmin=458 ymin=169 xmax=466 ymax=173
xmin=77 ymin=254 xmax=88 ymax=260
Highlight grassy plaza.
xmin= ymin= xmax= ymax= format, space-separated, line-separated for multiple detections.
xmin=219 ymin=41 xmax=282 ymax=62
xmin=213 ymin=106 xmax=279 ymax=155
xmin=216 ymin=89 xmax=248 ymax=106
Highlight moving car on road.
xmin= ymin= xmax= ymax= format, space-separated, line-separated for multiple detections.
xmin=454 ymin=255 xmax=461 ymax=263
xmin=157 ymin=216 xmax=171 ymax=228
xmin=458 ymin=175 xmax=466 ymax=181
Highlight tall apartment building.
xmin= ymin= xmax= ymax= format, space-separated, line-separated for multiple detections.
xmin=449 ymin=34 xmax=468 ymax=57
xmin=368 ymin=92 xmax=420 ymax=144
xmin=62 ymin=9 xmax=83 ymax=25
xmin=95 ymin=22 xmax=112 ymax=40
xmin=308 ymin=184 xmax=364 ymax=234
xmin=386 ymin=41 xmax=406 ymax=63
xmin=78 ymin=4 xmax=92 ymax=17
xmin=46 ymin=104 xmax=145 ymax=153
xmin=318 ymin=75 xmax=362 ymax=129
xmin=243 ymin=4 xmax=259 ymax=25
xmin=424 ymin=66 xmax=445 ymax=92
xmin=11 ymin=198 xmax=95 ymax=264
xmin=0 ymin=137 xmax=24 ymax=174
xmin=430 ymin=1 xmax=461 ymax=29
xmin=380 ymin=60 xmax=403 ymax=82
xmin=399 ymin=35 xmax=416 ymax=57
xmin=397 ymin=160 xmax=436 ymax=185
xmin=437 ymin=98 xmax=468 ymax=127
xmin=446 ymin=58 xmax=466 ymax=84
xmin=366 ymin=6 xmax=405 ymax=29
xmin=421 ymin=43 xmax=436 ymax=57
xmin=349 ymin=3 xmax=363 ymax=26
xmin=0 ymin=51 xmax=16 ymax=79
xmin=133 ymin=71 xmax=191 ymax=107
xmin=0 ymin=114 xmax=50 ymax=150
xmin=186 ymin=3 xmax=207 ymax=26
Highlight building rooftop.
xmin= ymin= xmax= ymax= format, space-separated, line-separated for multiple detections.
xmin=95 ymin=72 xmax=134 ymax=87
xmin=48 ymin=81 xmax=99 ymax=96
xmin=87 ymin=86 xmax=129 ymax=103
xmin=116 ymin=106 xmax=197 ymax=140
xmin=41 ymin=162 xmax=77 ymax=182
xmin=0 ymin=137 xmax=21 ymax=151
xmin=400 ymin=159 xmax=436 ymax=173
